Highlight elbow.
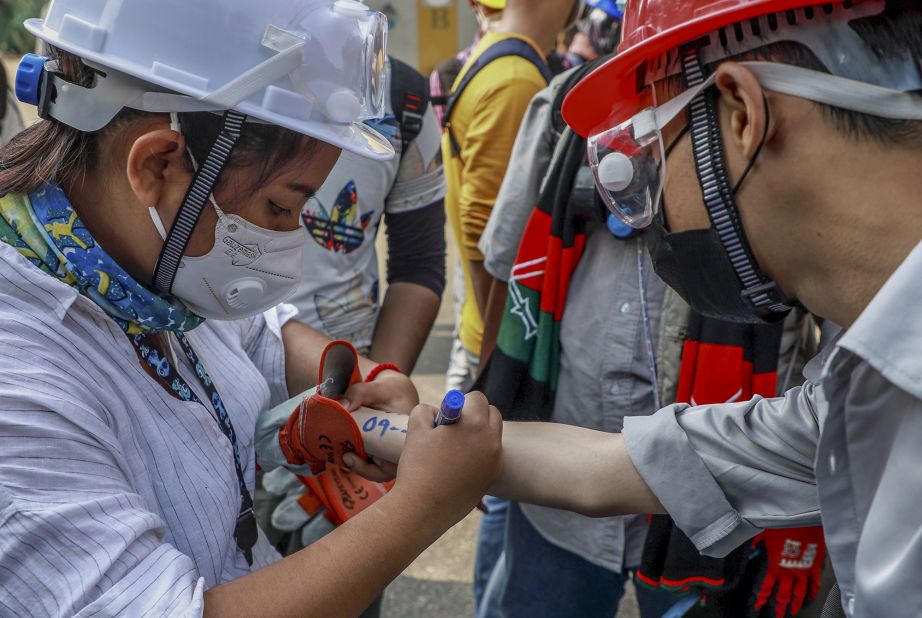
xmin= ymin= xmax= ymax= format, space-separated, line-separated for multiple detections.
xmin=571 ymin=495 xmax=622 ymax=519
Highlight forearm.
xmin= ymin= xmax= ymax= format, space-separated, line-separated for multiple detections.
xmin=370 ymin=283 xmax=441 ymax=373
xmin=204 ymin=486 xmax=450 ymax=617
xmin=478 ymin=280 xmax=508 ymax=371
xmin=353 ymin=409 xmax=664 ymax=518
xmin=494 ymin=421 xmax=663 ymax=516
xmin=467 ymin=260 xmax=494 ymax=320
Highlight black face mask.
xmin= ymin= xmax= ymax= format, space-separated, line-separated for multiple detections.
xmin=645 ymin=210 xmax=789 ymax=324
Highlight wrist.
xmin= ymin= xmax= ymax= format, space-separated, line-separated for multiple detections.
xmin=365 ymin=363 xmax=402 ymax=383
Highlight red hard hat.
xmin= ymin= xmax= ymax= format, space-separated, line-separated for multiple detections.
xmin=562 ymin=0 xmax=850 ymax=137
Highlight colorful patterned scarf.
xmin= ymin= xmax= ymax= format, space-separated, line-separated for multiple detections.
xmin=471 ymin=56 xmax=608 ymax=421
xmin=0 ymin=184 xmax=203 ymax=334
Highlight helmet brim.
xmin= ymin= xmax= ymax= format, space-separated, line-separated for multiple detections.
xmin=24 ymin=17 xmax=395 ymax=161
xmin=562 ymin=0 xmax=836 ymax=137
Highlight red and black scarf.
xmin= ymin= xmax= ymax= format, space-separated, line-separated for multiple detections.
xmin=473 ymin=118 xmax=591 ymax=421
xmin=637 ymin=312 xmax=784 ymax=597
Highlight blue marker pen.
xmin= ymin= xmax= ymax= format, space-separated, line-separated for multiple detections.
xmin=435 ymin=390 xmax=465 ymax=426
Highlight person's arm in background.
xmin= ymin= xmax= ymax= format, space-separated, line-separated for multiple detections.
xmin=371 ymin=101 xmax=447 ymax=373
xmin=477 ymin=81 xmax=558 ymax=366
xmin=371 ymin=204 xmax=445 ymax=373
xmin=458 ymin=77 xmax=544 ymax=321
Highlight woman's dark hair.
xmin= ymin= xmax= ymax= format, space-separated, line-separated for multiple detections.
xmin=0 ymin=47 xmax=314 ymax=196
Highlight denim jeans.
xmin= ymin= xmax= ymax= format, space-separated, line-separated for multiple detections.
xmin=472 ymin=496 xmax=509 ymax=617
xmin=500 ymin=502 xmax=680 ymax=618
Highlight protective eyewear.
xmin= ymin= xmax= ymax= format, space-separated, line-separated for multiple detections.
xmin=588 ymin=60 xmax=922 ymax=229
xmin=588 ymin=72 xmax=716 ymax=229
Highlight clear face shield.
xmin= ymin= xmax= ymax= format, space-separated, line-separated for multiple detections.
xmin=588 ymin=74 xmax=714 ymax=229
xmin=267 ymin=5 xmax=389 ymax=123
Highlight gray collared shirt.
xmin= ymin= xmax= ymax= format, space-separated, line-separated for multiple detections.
xmin=522 ymin=224 xmax=666 ymax=573
xmin=479 ymin=68 xmax=668 ymax=572
xmin=624 ymin=239 xmax=922 ymax=617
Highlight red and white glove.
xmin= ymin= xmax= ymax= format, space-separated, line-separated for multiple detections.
xmin=278 ymin=340 xmax=367 ymax=474
xmin=752 ymin=527 xmax=826 ymax=618
xmin=297 ymin=468 xmax=395 ymax=527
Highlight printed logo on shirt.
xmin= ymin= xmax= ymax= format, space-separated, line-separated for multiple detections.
xmin=302 ymin=180 xmax=373 ymax=254
xmin=315 ymin=273 xmax=377 ymax=344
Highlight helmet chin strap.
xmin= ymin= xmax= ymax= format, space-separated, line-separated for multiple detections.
xmin=680 ymin=45 xmax=793 ymax=319
xmin=151 ymin=110 xmax=246 ymax=294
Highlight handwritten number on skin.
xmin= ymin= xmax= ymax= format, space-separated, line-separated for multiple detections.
xmin=362 ymin=416 xmax=408 ymax=437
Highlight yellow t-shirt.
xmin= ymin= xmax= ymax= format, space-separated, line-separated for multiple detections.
xmin=442 ymin=32 xmax=548 ymax=355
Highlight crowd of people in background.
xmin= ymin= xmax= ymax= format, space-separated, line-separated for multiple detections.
xmin=2 ymin=0 xmax=921 ymax=616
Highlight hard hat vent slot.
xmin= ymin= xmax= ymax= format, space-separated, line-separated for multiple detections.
xmin=58 ymin=14 xmax=107 ymax=52
xmin=767 ymin=13 xmax=778 ymax=32
xmin=151 ymin=62 xmax=209 ymax=92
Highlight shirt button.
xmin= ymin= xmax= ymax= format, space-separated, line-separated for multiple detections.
xmin=620 ymin=302 xmax=631 ymax=314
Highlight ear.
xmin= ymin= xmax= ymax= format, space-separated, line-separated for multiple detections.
xmin=714 ymin=62 xmax=774 ymax=161
xmin=125 ymin=129 xmax=191 ymax=211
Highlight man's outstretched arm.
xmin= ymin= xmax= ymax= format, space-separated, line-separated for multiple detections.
xmin=349 ymin=406 xmax=664 ymax=518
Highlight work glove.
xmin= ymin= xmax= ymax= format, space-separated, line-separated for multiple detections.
xmin=298 ymin=467 xmax=394 ymax=526
xmin=278 ymin=340 xmax=367 ymax=474
xmin=751 ymin=527 xmax=826 ymax=618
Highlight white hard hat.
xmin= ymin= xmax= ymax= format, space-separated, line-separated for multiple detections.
xmin=22 ymin=0 xmax=393 ymax=161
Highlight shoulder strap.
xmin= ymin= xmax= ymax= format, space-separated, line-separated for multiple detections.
xmin=550 ymin=52 xmax=614 ymax=137
xmin=444 ymin=38 xmax=553 ymax=158
xmin=388 ymin=57 xmax=430 ymax=160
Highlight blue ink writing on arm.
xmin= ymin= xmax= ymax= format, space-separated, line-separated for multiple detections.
xmin=361 ymin=415 xmax=409 ymax=436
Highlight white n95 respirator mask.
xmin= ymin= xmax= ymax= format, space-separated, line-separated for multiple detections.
xmin=149 ymin=197 xmax=305 ymax=320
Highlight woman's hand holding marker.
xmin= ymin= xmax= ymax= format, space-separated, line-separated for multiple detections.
xmin=435 ymin=389 xmax=466 ymax=426
xmin=350 ymin=392 xmax=502 ymax=523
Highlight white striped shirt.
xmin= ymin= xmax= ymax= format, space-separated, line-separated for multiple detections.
xmin=0 ymin=240 xmax=294 ymax=616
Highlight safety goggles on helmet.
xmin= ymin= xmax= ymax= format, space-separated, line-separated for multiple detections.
xmin=589 ymin=61 xmax=922 ymax=229
xmin=18 ymin=0 xmax=392 ymax=160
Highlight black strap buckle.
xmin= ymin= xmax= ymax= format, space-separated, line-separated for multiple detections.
xmin=402 ymin=109 xmax=424 ymax=136
xmin=740 ymin=280 xmax=779 ymax=302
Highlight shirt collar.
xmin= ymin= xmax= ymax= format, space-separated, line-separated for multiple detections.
xmin=838 ymin=239 xmax=922 ymax=400
xmin=0 ymin=240 xmax=79 ymax=322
